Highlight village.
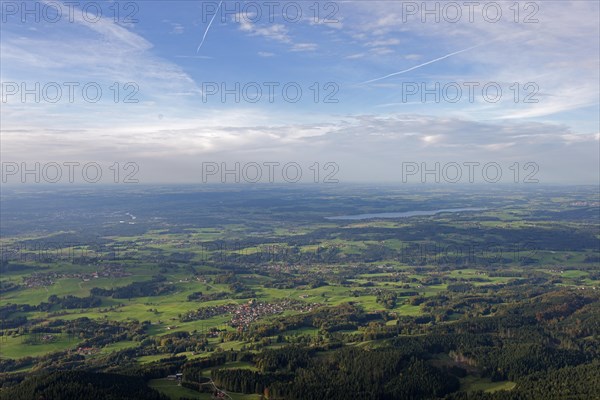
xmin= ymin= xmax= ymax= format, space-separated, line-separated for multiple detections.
xmin=183 ymin=299 xmax=321 ymax=331
xmin=22 ymin=266 xmax=131 ymax=288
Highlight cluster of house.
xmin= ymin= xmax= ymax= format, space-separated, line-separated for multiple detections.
xmin=262 ymin=264 xmax=299 ymax=273
xmin=23 ymin=267 xmax=130 ymax=287
xmin=76 ymin=346 xmax=100 ymax=355
xmin=184 ymin=304 xmax=238 ymax=322
xmin=230 ymin=299 xmax=319 ymax=330
xmin=24 ymin=273 xmax=57 ymax=288
xmin=40 ymin=334 xmax=56 ymax=342
xmin=183 ymin=299 xmax=321 ymax=331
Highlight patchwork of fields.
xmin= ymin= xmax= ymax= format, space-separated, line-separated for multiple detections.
xmin=1 ymin=185 xmax=599 ymax=399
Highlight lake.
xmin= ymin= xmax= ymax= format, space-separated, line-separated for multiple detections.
xmin=326 ymin=208 xmax=486 ymax=221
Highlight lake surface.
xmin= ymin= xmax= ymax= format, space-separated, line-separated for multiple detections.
xmin=326 ymin=208 xmax=486 ymax=221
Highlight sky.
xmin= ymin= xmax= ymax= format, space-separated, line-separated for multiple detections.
xmin=1 ymin=0 xmax=599 ymax=184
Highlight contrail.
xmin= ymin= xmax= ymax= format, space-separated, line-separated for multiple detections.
xmin=197 ymin=0 xmax=223 ymax=52
xmin=359 ymin=44 xmax=483 ymax=85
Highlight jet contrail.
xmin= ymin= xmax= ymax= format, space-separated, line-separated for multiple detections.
xmin=360 ymin=44 xmax=483 ymax=85
xmin=197 ymin=0 xmax=223 ymax=52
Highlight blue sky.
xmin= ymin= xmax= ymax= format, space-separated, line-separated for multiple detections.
xmin=1 ymin=0 xmax=599 ymax=184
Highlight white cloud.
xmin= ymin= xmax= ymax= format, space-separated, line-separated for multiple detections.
xmin=370 ymin=47 xmax=395 ymax=56
xmin=366 ymin=38 xmax=401 ymax=47
xmin=3 ymin=113 xmax=597 ymax=184
xmin=1 ymin=2 xmax=199 ymax=117
xmin=238 ymin=20 xmax=291 ymax=43
xmin=341 ymin=1 xmax=600 ymax=119
xmin=291 ymin=43 xmax=318 ymax=52
xmin=170 ymin=23 xmax=184 ymax=34
xmin=2 ymin=0 xmax=597 ymax=184
xmin=237 ymin=17 xmax=317 ymax=52
xmin=346 ymin=53 xmax=366 ymax=59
